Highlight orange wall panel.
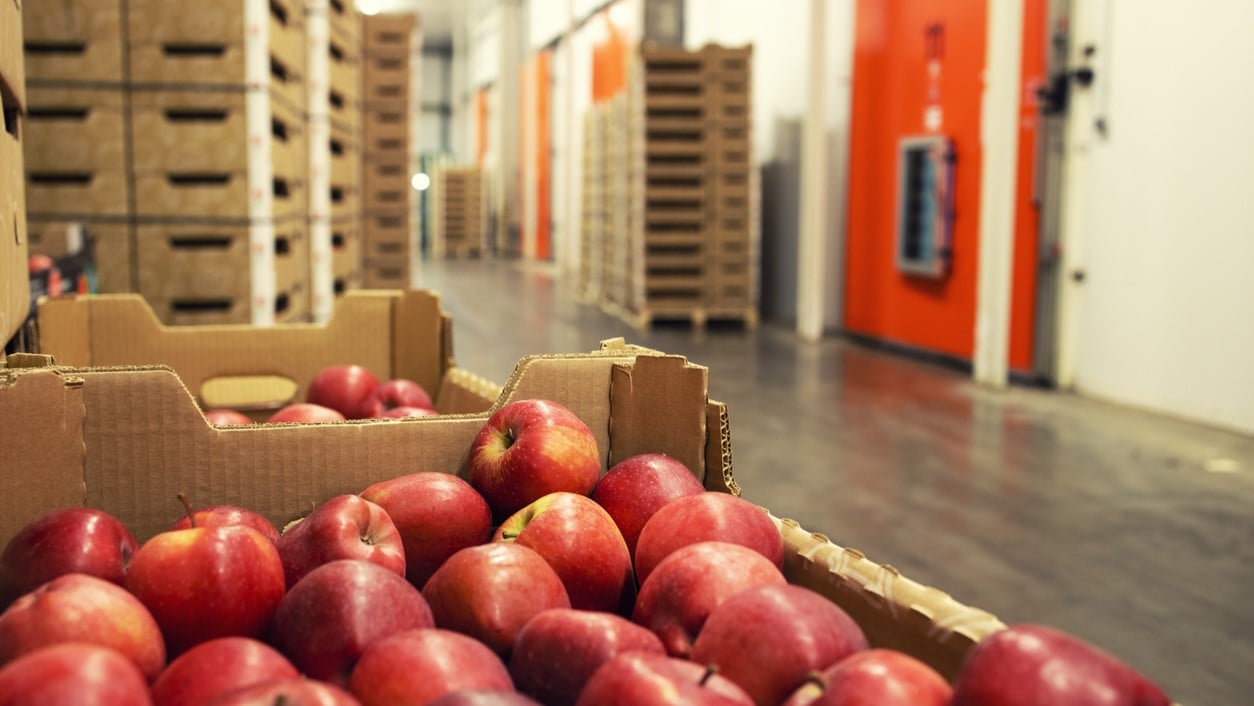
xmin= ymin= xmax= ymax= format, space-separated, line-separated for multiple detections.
xmin=844 ymin=0 xmax=988 ymax=360
xmin=845 ymin=0 xmax=1045 ymax=372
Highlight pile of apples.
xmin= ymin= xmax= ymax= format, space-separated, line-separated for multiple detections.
xmin=205 ymin=364 xmax=439 ymax=426
xmin=0 ymin=396 xmax=1171 ymax=706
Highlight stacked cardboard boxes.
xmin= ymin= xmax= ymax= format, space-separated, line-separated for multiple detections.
xmin=589 ymin=43 xmax=759 ymax=329
xmin=360 ymin=12 xmax=419 ymax=288
xmin=1 ymin=0 xmax=27 ymax=348
xmin=306 ymin=0 xmax=364 ymax=320
xmin=432 ymin=165 xmax=486 ymax=259
xmin=22 ymin=0 xmax=311 ymax=326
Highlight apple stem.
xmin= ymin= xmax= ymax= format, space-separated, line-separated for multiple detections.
xmin=699 ymin=664 xmax=719 ymax=687
xmin=802 ymin=670 xmax=827 ymax=691
xmin=274 ymin=696 xmax=288 ymax=706
xmin=503 ymin=428 xmax=515 ymax=449
xmin=177 ymin=492 xmax=197 ymax=529
xmin=500 ymin=530 xmax=519 ymax=541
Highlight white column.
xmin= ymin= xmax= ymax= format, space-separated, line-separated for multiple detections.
xmin=796 ymin=0 xmax=829 ymax=341
xmin=972 ymin=0 xmax=1024 ymax=387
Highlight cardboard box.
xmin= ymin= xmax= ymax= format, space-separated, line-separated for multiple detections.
xmin=131 ymin=166 xmax=306 ymax=220
xmin=362 ymin=53 xmax=411 ymax=105
xmin=1 ymin=48 xmax=27 ymax=345
xmin=126 ymin=45 xmax=306 ymax=114
xmin=21 ymin=0 xmax=124 ymax=85
xmin=329 ymin=127 xmax=361 ymax=190
xmin=329 ymin=181 xmax=360 ymax=220
xmin=129 ymin=218 xmax=303 ymax=303
xmin=362 ymin=13 xmax=416 ymax=55
xmin=327 ymin=34 xmax=360 ymax=107
xmin=363 ymin=209 xmax=412 ymax=260
xmin=26 ymin=157 xmax=130 ymax=219
xmin=327 ymin=0 xmax=359 ymax=42
xmin=362 ymin=259 xmax=410 ymax=290
xmin=24 ymin=86 xmax=126 ymax=174
xmin=363 ymin=184 xmax=409 ymax=211
xmin=130 ymin=90 xmax=306 ymax=177
xmin=36 ymin=288 xmax=459 ymax=420
xmin=0 ymin=338 xmax=1006 ymax=681
xmin=331 ymin=220 xmax=361 ymax=291
xmin=363 ymin=105 xmax=409 ymax=144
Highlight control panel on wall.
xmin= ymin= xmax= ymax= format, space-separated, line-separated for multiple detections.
xmin=895 ymin=136 xmax=955 ymax=278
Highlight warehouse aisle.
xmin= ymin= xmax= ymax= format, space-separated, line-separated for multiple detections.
xmin=418 ymin=257 xmax=1253 ymax=706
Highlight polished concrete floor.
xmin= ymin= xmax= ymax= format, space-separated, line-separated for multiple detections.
xmin=418 ymin=257 xmax=1252 ymax=706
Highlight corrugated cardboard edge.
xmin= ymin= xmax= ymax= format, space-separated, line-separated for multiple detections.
xmin=774 ymin=514 xmax=1007 ymax=680
xmin=0 ymin=360 xmax=88 ymax=544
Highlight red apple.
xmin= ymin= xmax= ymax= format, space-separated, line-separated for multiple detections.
xmin=348 ymin=628 xmax=514 ymax=706
xmin=166 ymin=504 xmax=280 ymax=544
xmin=427 ymin=692 xmax=541 ymax=706
xmin=204 ymin=409 xmax=253 ymax=426
xmin=781 ymin=649 xmax=952 ymax=706
xmin=690 ymin=584 xmax=869 ymax=706
xmin=370 ymin=378 xmax=435 ymax=413
xmin=0 ymin=573 xmax=165 ymax=681
xmin=950 ymin=624 xmax=1171 ymax=706
xmin=422 ymin=543 xmax=570 ymax=658
xmin=27 ymin=253 xmax=55 ymax=274
xmin=493 ymin=491 xmax=633 ymax=613
xmin=359 ymin=473 xmax=493 ymax=588
xmin=379 ymin=406 xmax=438 ymax=418
xmin=463 ymin=399 xmax=601 ymax=520
xmin=0 ymin=507 xmax=138 ymax=607
xmin=632 ymin=541 xmax=786 ymax=657
xmin=267 ymin=403 xmax=347 ymax=424
xmin=150 ymin=637 xmax=298 ymax=706
xmin=0 ymin=643 xmax=153 ymax=706
xmin=271 ymin=559 xmax=434 ymax=686
xmin=276 ymin=495 xmax=406 ymax=588
xmin=633 ymin=492 xmax=783 ymax=584
xmin=509 ymin=608 xmax=665 ymax=706
xmin=591 ymin=454 xmax=704 ymax=558
xmin=575 ymin=651 xmax=754 ymax=706
xmin=206 ymin=678 xmax=362 ymax=706
xmin=126 ymin=524 xmax=286 ymax=656
xmin=307 ymin=365 xmax=382 ymax=419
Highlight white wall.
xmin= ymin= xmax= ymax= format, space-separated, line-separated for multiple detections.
xmin=1065 ymin=0 xmax=1254 ymax=434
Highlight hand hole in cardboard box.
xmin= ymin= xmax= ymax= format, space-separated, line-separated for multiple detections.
xmin=201 ymin=375 xmax=299 ymax=412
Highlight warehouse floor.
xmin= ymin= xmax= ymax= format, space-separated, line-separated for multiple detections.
xmin=418 ymin=257 xmax=1253 ymax=706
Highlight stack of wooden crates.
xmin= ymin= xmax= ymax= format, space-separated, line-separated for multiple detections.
xmin=584 ymin=43 xmax=758 ymax=328
xmin=432 ymin=165 xmax=486 ymax=258
xmin=22 ymin=0 xmax=313 ymax=325
xmin=360 ymin=13 xmax=420 ymax=289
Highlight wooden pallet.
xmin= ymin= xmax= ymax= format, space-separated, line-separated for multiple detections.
xmin=602 ymin=300 xmax=758 ymax=331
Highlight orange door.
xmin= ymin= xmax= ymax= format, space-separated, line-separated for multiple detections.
xmin=845 ymin=0 xmax=1045 ymax=373
xmin=535 ymin=49 xmax=551 ymax=261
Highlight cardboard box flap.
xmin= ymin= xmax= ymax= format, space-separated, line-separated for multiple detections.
xmin=37 ymin=290 xmax=450 ymax=412
xmin=704 ymin=400 xmax=739 ymax=495
xmin=607 ymin=355 xmax=708 ymax=483
xmin=776 ymin=516 xmax=1006 ymax=680
xmin=0 ymin=367 xmax=88 ymax=545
